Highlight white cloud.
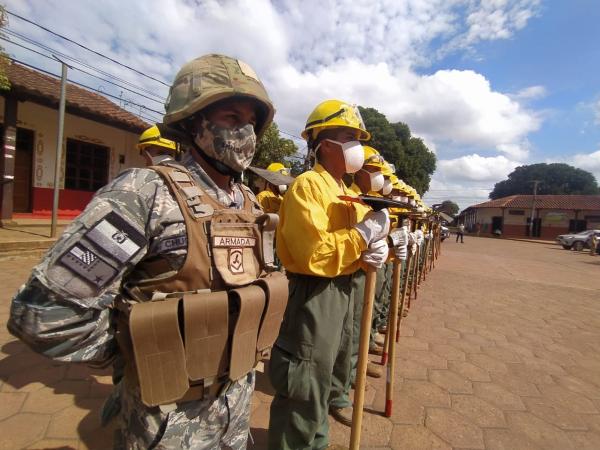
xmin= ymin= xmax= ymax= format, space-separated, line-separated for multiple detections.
xmin=570 ymin=149 xmax=600 ymax=183
xmin=593 ymin=99 xmax=600 ymax=125
xmin=438 ymin=154 xmax=520 ymax=182
xmin=4 ymin=0 xmax=543 ymax=166
xmin=511 ymin=85 xmax=546 ymax=101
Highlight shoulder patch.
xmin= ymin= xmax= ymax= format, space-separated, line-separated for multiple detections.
xmin=86 ymin=212 xmax=147 ymax=263
xmin=59 ymin=243 xmax=118 ymax=288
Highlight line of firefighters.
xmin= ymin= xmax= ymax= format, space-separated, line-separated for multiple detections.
xmin=137 ymin=101 xmax=445 ymax=449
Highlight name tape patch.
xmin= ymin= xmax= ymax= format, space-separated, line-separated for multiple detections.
xmin=156 ymin=235 xmax=188 ymax=253
xmin=60 ymin=243 xmax=118 ymax=288
xmin=212 ymin=236 xmax=256 ymax=248
xmin=86 ymin=212 xmax=146 ymax=263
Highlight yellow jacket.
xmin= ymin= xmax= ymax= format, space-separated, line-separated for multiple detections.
xmin=256 ymin=189 xmax=282 ymax=214
xmin=277 ymin=164 xmax=369 ymax=277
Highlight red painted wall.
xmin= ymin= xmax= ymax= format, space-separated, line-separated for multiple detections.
xmin=31 ymin=187 xmax=93 ymax=217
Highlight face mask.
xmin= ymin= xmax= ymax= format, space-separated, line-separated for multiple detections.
xmin=360 ymin=169 xmax=384 ymax=192
xmin=193 ymin=118 xmax=257 ymax=173
xmin=316 ymin=139 xmax=364 ymax=174
xmin=382 ymin=179 xmax=393 ymax=195
xmin=278 ymin=184 xmax=288 ymax=194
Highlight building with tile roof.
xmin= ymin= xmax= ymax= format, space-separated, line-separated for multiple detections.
xmin=0 ymin=62 xmax=152 ymax=220
xmin=460 ymin=195 xmax=600 ymax=239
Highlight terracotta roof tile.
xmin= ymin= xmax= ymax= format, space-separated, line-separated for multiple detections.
xmin=6 ymin=62 xmax=150 ymax=132
xmin=471 ymin=195 xmax=600 ymax=210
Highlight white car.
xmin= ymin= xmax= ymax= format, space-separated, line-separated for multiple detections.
xmin=556 ymin=229 xmax=600 ymax=251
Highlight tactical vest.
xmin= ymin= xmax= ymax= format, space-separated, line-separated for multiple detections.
xmin=115 ymin=163 xmax=288 ymax=407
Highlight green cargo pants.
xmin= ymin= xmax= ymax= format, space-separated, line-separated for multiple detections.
xmin=372 ymin=262 xmax=392 ymax=335
xmin=268 ymin=273 xmax=355 ymax=450
xmin=330 ymin=268 xmax=365 ymax=404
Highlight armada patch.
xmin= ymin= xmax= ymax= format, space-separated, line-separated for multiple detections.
xmin=212 ymin=236 xmax=256 ymax=247
xmin=59 ymin=243 xmax=118 ymax=287
xmin=229 ymin=248 xmax=244 ymax=274
xmin=86 ymin=212 xmax=147 ymax=263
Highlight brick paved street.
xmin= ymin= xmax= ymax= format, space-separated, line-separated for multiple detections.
xmin=1 ymin=237 xmax=599 ymax=449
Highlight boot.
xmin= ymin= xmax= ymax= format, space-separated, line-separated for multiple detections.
xmin=367 ymin=362 xmax=383 ymax=378
xmin=369 ymin=343 xmax=384 ymax=356
xmin=329 ymin=405 xmax=353 ymax=427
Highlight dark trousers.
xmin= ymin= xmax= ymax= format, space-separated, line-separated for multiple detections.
xmin=456 ymin=232 xmax=464 ymax=243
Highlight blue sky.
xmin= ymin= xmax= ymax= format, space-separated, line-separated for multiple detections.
xmin=4 ymin=0 xmax=600 ymax=209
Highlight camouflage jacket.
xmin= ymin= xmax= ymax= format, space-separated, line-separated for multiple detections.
xmin=8 ymin=152 xmax=258 ymax=364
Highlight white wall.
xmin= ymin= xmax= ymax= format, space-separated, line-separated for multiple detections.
xmin=0 ymin=98 xmax=146 ymax=189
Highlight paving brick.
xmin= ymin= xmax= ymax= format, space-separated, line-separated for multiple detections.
xmin=537 ymin=384 xmax=599 ymax=414
xmin=489 ymin=372 xmax=541 ymax=397
xmin=389 ymin=425 xmax=451 ymax=450
xmin=451 ymin=394 xmax=507 ymax=428
xmin=506 ymin=362 xmax=556 ymax=385
xmin=0 ymin=412 xmax=50 ymax=450
xmin=482 ymin=346 xmax=522 ymax=363
xmin=401 ymin=380 xmax=451 ymax=408
xmin=426 ymin=407 xmax=484 ymax=449
xmin=429 ymin=344 xmax=466 ymax=361
xmin=22 ymin=380 xmax=90 ymax=414
xmin=524 ymin=396 xmax=589 ymax=431
xmin=472 ymin=382 xmax=526 ymax=411
xmin=0 ymin=391 xmax=27 ymax=421
xmin=45 ymin=399 xmax=103 ymax=439
xmin=467 ymin=353 xmax=509 ymax=374
xmin=566 ymin=431 xmax=600 ymax=450
xmin=26 ymin=438 xmax=79 ymax=449
xmin=2 ymin=363 xmax=67 ymax=393
xmin=394 ymin=358 xmax=428 ymax=380
xmin=553 ymin=374 xmax=600 ymax=400
xmin=506 ymin=411 xmax=576 ymax=450
xmin=398 ymin=336 xmax=429 ymax=351
xmin=484 ymin=428 xmax=544 ymax=450
xmin=429 ymin=369 xmax=472 ymax=394
xmin=447 ymin=360 xmax=491 ymax=382
xmin=400 ymin=350 xmax=447 ymax=370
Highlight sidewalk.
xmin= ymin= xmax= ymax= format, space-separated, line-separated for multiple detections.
xmin=0 ymin=236 xmax=599 ymax=449
xmin=0 ymin=218 xmax=71 ymax=255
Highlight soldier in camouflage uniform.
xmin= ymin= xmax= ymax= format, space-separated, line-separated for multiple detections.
xmin=8 ymin=54 xmax=276 ymax=450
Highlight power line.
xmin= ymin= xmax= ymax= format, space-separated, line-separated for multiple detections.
xmin=4 ymin=28 xmax=166 ymax=102
xmin=10 ymin=57 xmax=164 ymax=118
xmin=7 ymin=9 xmax=170 ymax=86
xmin=1 ymin=36 xmax=166 ymax=106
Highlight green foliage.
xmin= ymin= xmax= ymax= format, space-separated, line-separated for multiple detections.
xmin=0 ymin=6 xmax=10 ymax=91
xmin=439 ymin=200 xmax=459 ymax=215
xmin=358 ymin=106 xmax=436 ymax=195
xmin=254 ymin=122 xmax=298 ymax=168
xmin=489 ymin=163 xmax=600 ymax=199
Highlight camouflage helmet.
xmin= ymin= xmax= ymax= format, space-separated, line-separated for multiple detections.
xmin=163 ymin=54 xmax=275 ymax=139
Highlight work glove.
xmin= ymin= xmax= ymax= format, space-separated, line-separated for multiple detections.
xmin=389 ymin=227 xmax=409 ymax=260
xmin=354 ymin=209 xmax=390 ymax=245
xmin=361 ymin=239 xmax=389 ymax=268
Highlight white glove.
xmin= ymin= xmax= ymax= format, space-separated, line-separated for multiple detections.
xmin=388 ymin=227 xmax=408 ymax=247
xmin=354 ymin=209 xmax=390 ymax=245
xmin=408 ymin=232 xmax=417 ymax=246
xmin=361 ymin=239 xmax=389 ymax=268
xmin=394 ymin=245 xmax=408 ymax=260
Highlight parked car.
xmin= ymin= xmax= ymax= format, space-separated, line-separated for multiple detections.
xmin=556 ymin=230 xmax=600 ymax=251
xmin=440 ymin=226 xmax=450 ymax=241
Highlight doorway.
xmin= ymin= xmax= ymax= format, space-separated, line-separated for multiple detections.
xmin=13 ymin=128 xmax=35 ymax=213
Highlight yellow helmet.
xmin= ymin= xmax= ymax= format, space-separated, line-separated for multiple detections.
xmin=267 ymin=162 xmax=290 ymax=176
xmin=301 ymin=99 xmax=370 ymax=142
xmin=381 ymin=162 xmax=394 ymax=178
xmin=137 ymin=125 xmax=178 ymax=153
xmin=362 ymin=146 xmax=386 ymax=169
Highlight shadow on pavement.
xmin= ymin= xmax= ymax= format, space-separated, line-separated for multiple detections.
xmin=0 ymin=339 xmax=115 ymax=449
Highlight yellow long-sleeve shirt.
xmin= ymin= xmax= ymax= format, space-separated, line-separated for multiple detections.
xmin=276 ymin=164 xmax=369 ymax=277
xmin=256 ymin=189 xmax=282 ymax=214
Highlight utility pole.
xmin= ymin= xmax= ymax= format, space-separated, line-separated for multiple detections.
xmin=529 ymin=180 xmax=540 ymax=237
xmin=51 ymin=57 xmax=68 ymax=238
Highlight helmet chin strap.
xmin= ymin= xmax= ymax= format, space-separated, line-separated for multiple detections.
xmin=191 ymin=144 xmax=242 ymax=182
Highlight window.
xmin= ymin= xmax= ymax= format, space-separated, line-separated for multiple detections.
xmin=65 ymin=139 xmax=110 ymax=191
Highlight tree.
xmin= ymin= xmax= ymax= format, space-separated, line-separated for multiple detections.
xmin=0 ymin=6 xmax=10 ymax=91
xmin=359 ymin=106 xmax=436 ymax=195
xmin=253 ymin=122 xmax=298 ymax=168
xmin=489 ymin=163 xmax=600 ymax=199
xmin=439 ymin=200 xmax=459 ymax=215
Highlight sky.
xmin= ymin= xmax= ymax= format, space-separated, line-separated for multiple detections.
xmin=3 ymin=0 xmax=600 ymax=210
